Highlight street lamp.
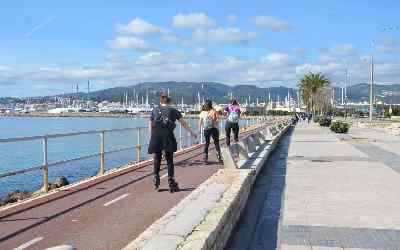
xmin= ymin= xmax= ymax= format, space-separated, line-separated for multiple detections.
xmin=369 ymin=54 xmax=374 ymax=122
xmin=344 ymin=68 xmax=348 ymax=119
xmin=368 ymin=25 xmax=399 ymax=122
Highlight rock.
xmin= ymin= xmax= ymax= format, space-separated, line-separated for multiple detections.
xmin=4 ymin=190 xmax=32 ymax=204
xmin=54 ymin=176 xmax=69 ymax=188
xmin=48 ymin=176 xmax=70 ymax=191
xmin=48 ymin=183 xmax=58 ymax=191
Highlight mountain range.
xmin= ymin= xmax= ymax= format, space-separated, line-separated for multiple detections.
xmin=2 ymin=81 xmax=400 ymax=105
xmin=83 ymin=82 xmax=298 ymax=104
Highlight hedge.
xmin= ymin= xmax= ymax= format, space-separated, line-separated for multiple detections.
xmin=330 ymin=121 xmax=350 ymax=133
xmin=319 ymin=117 xmax=332 ymax=127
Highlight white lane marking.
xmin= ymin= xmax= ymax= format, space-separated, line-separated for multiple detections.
xmin=14 ymin=237 xmax=44 ymax=250
xmin=103 ymin=193 xmax=130 ymax=207
xmin=160 ymin=174 xmax=168 ymax=179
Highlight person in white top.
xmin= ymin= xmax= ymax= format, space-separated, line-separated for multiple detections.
xmin=199 ymin=99 xmax=222 ymax=164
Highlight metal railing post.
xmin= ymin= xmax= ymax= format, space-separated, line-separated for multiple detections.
xmin=42 ymin=136 xmax=49 ymax=193
xmin=179 ymin=123 xmax=183 ymax=150
xmin=99 ymin=131 xmax=105 ymax=175
xmin=136 ymin=128 xmax=141 ymax=162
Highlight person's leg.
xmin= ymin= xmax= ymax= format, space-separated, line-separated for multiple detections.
xmin=165 ymin=151 xmax=179 ymax=192
xmin=211 ymin=128 xmax=220 ymax=152
xmin=233 ymin=123 xmax=239 ymax=142
xmin=204 ymin=129 xmax=212 ymax=161
xmin=212 ymin=128 xmax=222 ymax=162
xmin=225 ymin=122 xmax=232 ymax=146
xmin=164 ymin=151 xmax=174 ymax=179
xmin=153 ymin=152 xmax=162 ymax=189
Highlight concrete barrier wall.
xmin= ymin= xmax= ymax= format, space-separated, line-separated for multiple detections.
xmin=123 ymin=118 xmax=292 ymax=250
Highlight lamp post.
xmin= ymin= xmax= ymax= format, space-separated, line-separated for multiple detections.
xmin=369 ymin=54 xmax=374 ymax=122
xmin=344 ymin=68 xmax=348 ymax=119
xmin=367 ymin=25 xmax=399 ymax=122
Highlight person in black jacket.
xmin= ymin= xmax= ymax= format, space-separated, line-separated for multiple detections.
xmin=148 ymin=92 xmax=196 ymax=192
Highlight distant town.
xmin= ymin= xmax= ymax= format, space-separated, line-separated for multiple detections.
xmin=1 ymin=81 xmax=400 ymax=116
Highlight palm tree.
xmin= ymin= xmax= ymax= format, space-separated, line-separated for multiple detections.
xmin=298 ymin=73 xmax=330 ymax=114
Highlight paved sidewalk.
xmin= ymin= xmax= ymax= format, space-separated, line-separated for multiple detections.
xmin=227 ymin=123 xmax=400 ymax=250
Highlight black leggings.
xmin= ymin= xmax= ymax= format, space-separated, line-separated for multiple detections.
xmin=204 ymin=128 xmax=221 ymax=155
xmin=225 ymin=122 xmax=239 ymax=146
xmin=153 ymin=152 xmax=174 ymax=179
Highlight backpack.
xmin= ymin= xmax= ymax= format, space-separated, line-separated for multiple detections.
xmin=203 ymin=112 xmax=214 ymax=130
xmin=227 ymin=106 xmax=240 ymax=123
xmin=152 ymin=106 xmax=175 ymax=130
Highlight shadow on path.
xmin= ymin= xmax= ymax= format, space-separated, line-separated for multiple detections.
xmin=225 ymin=127 xmax=294 ymax=250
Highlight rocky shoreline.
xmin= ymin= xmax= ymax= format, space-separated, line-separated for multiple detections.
xmin=0 ymin=176 xmax=69 ymax=207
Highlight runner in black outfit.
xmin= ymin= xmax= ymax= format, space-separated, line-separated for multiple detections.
xmin=148 ymin=92 xmax=197 ymax=192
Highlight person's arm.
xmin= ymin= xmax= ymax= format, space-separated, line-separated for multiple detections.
xmin=198 ymin=112 xmax=203 ymax=132
xmin=179 ymin=118 xmax=197 ymax=138
xmin=224 ymin=107 xmax=229 ymax=118
xmin=149 ymin=121 xmax=152 ymax=134
xmin=149 ymin=110 xmax=154 ymax=133
xmin=214 ymin=110 xmax=219 ymax=121
xmin=198 ymin=118 xmax=203 ymax=133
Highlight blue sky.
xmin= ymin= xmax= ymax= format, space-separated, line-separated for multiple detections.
xmin=0 ymin=0 xmax=399 ymax=97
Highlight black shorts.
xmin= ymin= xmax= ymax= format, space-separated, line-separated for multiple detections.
xmin=148 ymin=128 xmax=177 ymax=154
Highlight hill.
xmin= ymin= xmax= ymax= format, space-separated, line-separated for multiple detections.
xmin=2 ymin=82 xmax=400 ymax=105
xmin=78 ymin=81 xmax=298 ymax=104
xmin=333 ymin=83 xmax=400 ymax=104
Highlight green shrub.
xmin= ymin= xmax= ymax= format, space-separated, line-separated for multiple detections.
xmin=313 ymin=116 xmax=321 ymax=123
xmin=267 ymin=110 xmax=295 ymax=116
xmin=330 ymin=121 xmax=350 ymax=133
xmin=318 ymin=117 xmax=331 ymax=127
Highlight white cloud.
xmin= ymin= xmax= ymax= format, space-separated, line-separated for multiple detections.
xmin=39 ymin=67 xmax=61 ymax=71
xmin=193 ymin=47 xmax=208 ymax=56
xmin=296 ymin=62 xmax=342 ymax=77
xmin=116 ymin=18 xmax=166 ymax=36
xmin=136 ymin=51 xmax=164 ymax=65
xmin=107 ymin=36 xmax=152 ymax=51
xmin=193 ymin=27 xmax=257 ymax=45
xmin=172 ymin=13 xmax=215 ymax=29
xmin=136 ymin=51 xmax=187 ymax=66
xmin=160 ymin=34 xmax=181 ymax=44
xmin=4 ymin=45 xmax=400 ymax=96
xmin=0 ymin=65 xmax=13 ymax=71
xmin=329 ymin=44 xmax=356 ymax=56
xmin=262 ymin=52 xmax=290 ymax=64
xmin=250 ymin=16 xmax=293 ymax=31
xmin=376 ymin=38 xmax=400 ymax=53
xmin=227 ymin=14 xmax=238 ymax=23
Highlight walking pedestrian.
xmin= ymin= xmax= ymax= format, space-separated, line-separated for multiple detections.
xmin=224 ymin=99 xmax=241 ymax=146
xmin=199 ymin=100 xmax=223 ymax=164
xmin=307 ymin=113 xmax=312 ymax=123
xmin=148 ymin=92 xmax=197 ymax=192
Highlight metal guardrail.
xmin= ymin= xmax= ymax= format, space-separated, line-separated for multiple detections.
xmin=0 ymin=116 xmax=266 ymax=193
